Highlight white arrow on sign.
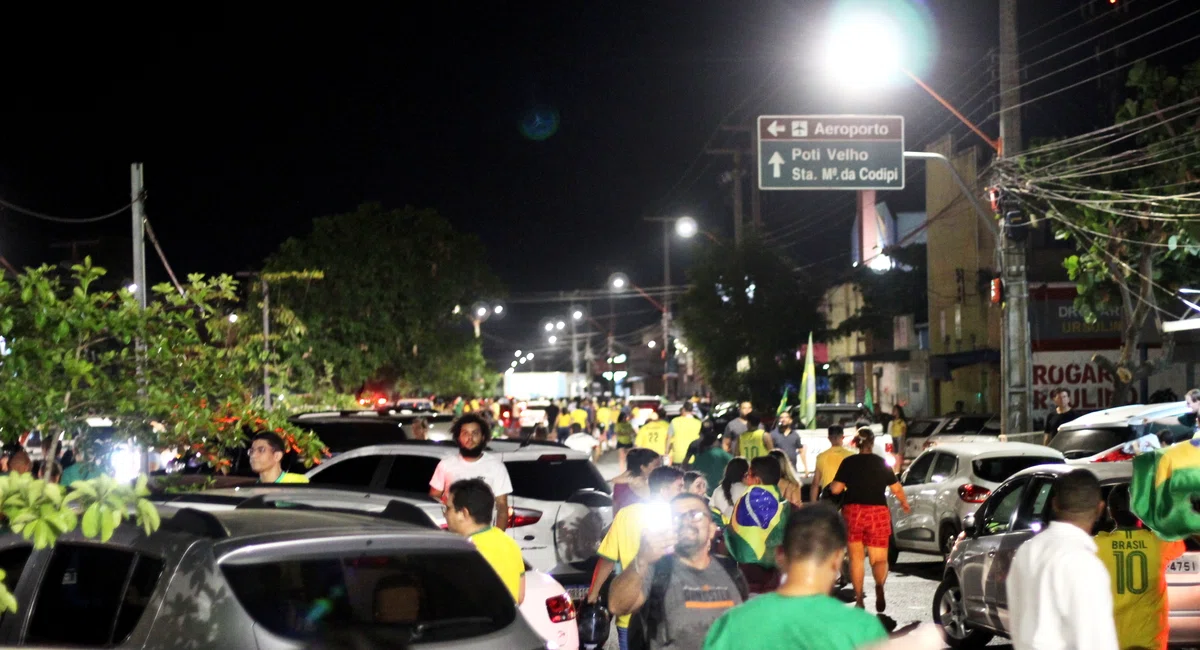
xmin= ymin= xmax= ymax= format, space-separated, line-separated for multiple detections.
xmin=767 ymin=120 xmax=785 ymax=137
xmin=768 ymin=151 xmax=785 ymax=178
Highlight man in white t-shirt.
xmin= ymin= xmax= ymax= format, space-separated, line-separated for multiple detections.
xmin=430 ymin=413 xmax=514 ymax=530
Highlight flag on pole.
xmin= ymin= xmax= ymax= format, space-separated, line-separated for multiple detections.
xmin=864 ymin=386 xmax=875 ymax=414
xmin=797 ymin=332 xmax=817 ymax=428
xmin=775 ymin=385 xmax=790 ymax=417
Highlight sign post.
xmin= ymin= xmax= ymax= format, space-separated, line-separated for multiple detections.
xmin=757 ymin=115 xmax=905 ymax=191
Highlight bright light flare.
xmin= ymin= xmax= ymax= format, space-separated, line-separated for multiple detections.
xmin=675 ymin=216 xmax=698 ymax=239
xmin=822 ymin=12 xmax=904 ymax=89
xmin=548 ymin=335 xmax=558 ymax=344
xmin=648 ymin=340 xmax=657 ymax=349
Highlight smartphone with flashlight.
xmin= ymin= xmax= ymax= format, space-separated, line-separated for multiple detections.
xmin=644 ymin=502 xmax=676 ymax=555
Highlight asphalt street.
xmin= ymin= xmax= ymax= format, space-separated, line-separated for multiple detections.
xmin=592 ymin=449 xmax=1013 ymax=649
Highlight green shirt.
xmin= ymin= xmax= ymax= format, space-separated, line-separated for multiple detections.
xmin=60 ymin=461 xmax=102 ymax=488
xmin=693 ymin=447 xmax=733 ymax=497
xmin=703 ymin=593 xmax=887 ymax=650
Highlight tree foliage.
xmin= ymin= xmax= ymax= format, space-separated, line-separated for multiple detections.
xmin=1002 ymin=60 xmax=1200 ymax=404
xmin=0 ymin=259 xmax=326 ymax=466
xmin=264 ymin=204 xmax=504 ymax=395
xmin=832 ymin=244 xmax=928 ymax=341
xmin=677 ymin=233 xmax=825 ymax=406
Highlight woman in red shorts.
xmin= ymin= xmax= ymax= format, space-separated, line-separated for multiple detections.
xmin=828 ymin=428 xmax=910 ymax=611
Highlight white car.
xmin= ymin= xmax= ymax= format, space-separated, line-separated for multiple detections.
xmin=920 ymin=414 xmax=1043 ymax=452
xmin=1051 ymin=401 xmax=1193 ymax=460
xmin=523 ymin=562 xmax=580 ymax=650
xmin=888 ymin=442 xmax=1065 ymax=560
xmin=304 ymin=439 xmax=614 ymax=603
xmin=519 ymin=399 xmax=553 ymax=430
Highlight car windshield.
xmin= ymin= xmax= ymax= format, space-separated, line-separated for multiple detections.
xmin=221 ymin=549 xmax=516 ymax=644
xmin=941 ymin=416 xmax=1001 ymax=434
xmin=814 ymin=409 xmax=864 ymax=428
xmin=906 ymin=420 xmax=941 ymax=437
xmin=973 ymin=456 xmax=1064 ymax=483
xmin=506 ymin=458 xmax=611 ymax=501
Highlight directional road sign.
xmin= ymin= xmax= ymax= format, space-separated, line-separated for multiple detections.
xmin=757 ymin=115 xmax=905 ymax=191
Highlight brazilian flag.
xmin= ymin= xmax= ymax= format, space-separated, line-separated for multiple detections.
xmin=1131 ymin=441 xmax=1200 ymax=540
xmin=725 ymin=485 xmax=788 ymax=568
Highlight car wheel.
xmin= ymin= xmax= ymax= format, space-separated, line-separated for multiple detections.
xmin=887 ymin=534 xmax=899 ymax=568
xmin=933 ymin=577 xmax=993 ymax=649
xmin=940 ymin=522 xmax=960 ymax=560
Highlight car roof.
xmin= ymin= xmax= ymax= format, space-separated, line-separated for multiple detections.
xmin=1059 ymin=402 xmax=1186 ymax=431
xmin=175 ymin=484 xmax=438 ymax=505
xmin=1009 ymin=459 xmax=1133 ymax=482
xmin=157 ymin=504 xmax=435 ymax=539
xmin=926 ymin=441 xmax=1065 ymax=459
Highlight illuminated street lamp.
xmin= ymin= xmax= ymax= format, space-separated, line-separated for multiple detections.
xmin=514 ymin=350 xmax=522 ymax=357
xmin=555 ymin=321 xmax=565 ymax=331
xmin=227 ymin=313 xmax=239 ymax=324
xmin=544 ymin=322 xmax=555 ymax=332
xmin=675 ymin=216 xmax=698 ymax=239
xmin=527 ymin=352 xmax=534 ymax=359
xmin=648 ymin=340 xmax=657 ymax=349
xmin=548 ymin=335 xmax=558 ymax=345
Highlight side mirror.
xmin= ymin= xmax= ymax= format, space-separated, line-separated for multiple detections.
xmin=962 ymin=513 xmax=977 ymax=537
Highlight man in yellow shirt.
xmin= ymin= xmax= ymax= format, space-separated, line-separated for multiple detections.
xmin=586 ymin=466 xmax=684 ymax=650
xmin=596 ymin=402 xmax=613 ymax=444
xmin=810 ymin=425 xmax=854 ymax=502
xmin=570 ymin=403 xmax=590 ymax=432
xmin=1095 ymin=486 xmax=1186 ymax=650
xmin=248 ymin=432 xmax=309 ymax=484
xmin=555 ymin=410 xmax=574 ymax=442
xmin=446 ymin=478 xmax=526 ymax=603
xmin=636 ymin=408 xmax=670 ymax=459
xmin=736 ymin=413 xmax=773 ymax=460
xmin=667 ymin=402 xmax=703 ymax=466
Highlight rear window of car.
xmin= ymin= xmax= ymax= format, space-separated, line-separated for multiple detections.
xmin=972 ymin=456 xmax=1064 ymax=483
xmin=941 ymin=416 xmax=1001 ymax=434
xmin=1049 ymin=427 xmax=1134 ymax=459
xmin=506 ymin=459 xmax=610 ymax=501
xmin=291 ymin=420 xmax=407 ymax=453
xmin=630 ymin=400 xmax=660 ymax=410
xmin=221 ymin=550 xmax=516 ymax=644
xmin=906 ymin=420 xmax=941 ymax=437
xmin=814 ymin=409 xmax=866 ymax=428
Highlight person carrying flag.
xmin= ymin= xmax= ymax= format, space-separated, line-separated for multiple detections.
xmin=725 ymin=456 xmax=789 ymax=593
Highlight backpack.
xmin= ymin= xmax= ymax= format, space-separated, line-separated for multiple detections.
xmin=626 ymin=554 xmax=749 ymax=650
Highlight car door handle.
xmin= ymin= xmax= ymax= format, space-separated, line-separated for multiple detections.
xmin=523 ymin=535 xmax=535 ymax=541
xmin=987 ymin=550 xmax=997 ymax=558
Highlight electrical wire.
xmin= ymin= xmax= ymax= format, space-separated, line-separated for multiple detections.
xmin=0 ymin=193 xmax=139 ymax=224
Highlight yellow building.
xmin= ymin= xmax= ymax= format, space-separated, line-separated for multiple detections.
xmin=924 ymin=135 xmax=1001 ymax=415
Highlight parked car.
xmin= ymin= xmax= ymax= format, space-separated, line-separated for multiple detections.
xmin=888 ymin=442 xmax=1065 ymax=561
xmin=289 ymin=409 xmax=458 ymax=451
xmin=518 ymin=399 xmax=553 ymax=431
xmin=1050 ymin=401 xmax=1193 ymax=460
xmin=785 ymin=404 xmax=892 ymax=484
xmin=151 ymin=485 xmax=578 ymax=648
xmin=921 ymin=414 xmax=1043 ymax=452
xmin=900 ymin=417 xmax=949 ymax=465
xmin=393 ymin=398 xmax=437 ymax=414
xmin=304 ymin=438 xmax=613 ymax=603
xmin=933 ymin=461 xmax=1200 ymax=648
xmin=0 ymin=502 xmax=547 ymax=648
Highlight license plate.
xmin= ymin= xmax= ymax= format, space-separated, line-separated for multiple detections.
xmin=566 ymin=586 xmax=588 ymax=601
xmin=1168 ymin=558 xmax=1199 ymax=574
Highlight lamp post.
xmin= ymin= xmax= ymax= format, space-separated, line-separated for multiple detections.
xmin=637 ymin=215 xmax=700 ymax=399
xmin=821 ymin=9 xmax=1029 ymax=433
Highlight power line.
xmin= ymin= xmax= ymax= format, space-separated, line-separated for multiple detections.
xmin=1019 ymin=0 xmax=1184 ymax=75
xmin=0 ymin=193 xmax=139 ymax=224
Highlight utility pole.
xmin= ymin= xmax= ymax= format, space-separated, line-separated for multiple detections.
xmin=708 ymin=147 xmax=748 ymax=245
xmin=130 ymin=164 xmax=147 ymax=309
xmin=662 ymin=220 xmax=673 ymax=400
xmin=262 ymin=277 xmax=272 ymax=411
xmin=999 ymin=0 xmax=1031 ymax=434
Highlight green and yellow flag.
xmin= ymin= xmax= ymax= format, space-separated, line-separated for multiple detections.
xmin=725 ymin=485 xmax=788 ymax=568
xmin=1131 ymin=441 xmax=1200 ymax=540
xmin=864 ymin=386 xmax=875 ymax=414
xmin=797 ymin=332 xmax=817 ymax=428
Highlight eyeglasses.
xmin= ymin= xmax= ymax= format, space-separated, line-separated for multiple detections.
xmin=247 ymin=445 xmax=275 ymax=456
xmin=673 ymin=509 xmax=709 ymax=527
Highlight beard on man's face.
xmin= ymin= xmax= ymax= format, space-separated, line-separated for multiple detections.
xmin=459 ymin=438 xmax=486 ymax=458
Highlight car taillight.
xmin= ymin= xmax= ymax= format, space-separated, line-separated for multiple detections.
xmin=509 ymin=507 xmax=543 ymax=528
xmin=958 ymin=484 xmax=992 ymax=503
xmin=1093 ymin=449 xmax=1135 ymax=463
xmin=376 ymin=397 xmax=387 ymax=406
xmin=885 ymin=443 xmax=894 ymax=453
xmin=545 ymin=593 xmax=576 ymax=623
xmin=358 ymin=398 xmax=368 ymax=405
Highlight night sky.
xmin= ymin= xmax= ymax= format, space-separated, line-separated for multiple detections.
xmin=0 ymin=1 xmax=1194 ymax=366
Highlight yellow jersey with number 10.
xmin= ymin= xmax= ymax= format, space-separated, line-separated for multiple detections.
xmin=738 ymin=428 xmax=769 ymax=459
xmin=1094 ymin=528 xmax=1185 ymax=650
xmin=635 ymin=420 xmax=669 ymax=456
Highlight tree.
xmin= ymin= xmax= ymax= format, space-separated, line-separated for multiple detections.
xmin=677 ymin=232 xmax=825 ymax=406
xmin=831 ymin=244 xmax=928 ymax=341
xmin=264 ymin=203 xmax=504 ymax=394
xmin=0 ymin=260 xmax=330 ymax=613
xmin=1002 ymin=60 xmax=1200 ymax=405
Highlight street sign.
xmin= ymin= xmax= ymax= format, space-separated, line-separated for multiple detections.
xmin=757 ymin=115 xmax=905 ymax=191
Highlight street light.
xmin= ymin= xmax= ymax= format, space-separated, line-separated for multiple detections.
xmin=675 ymin=216 xmax=698 ymax=239
xmin=511 ymin=361 xmax=518 ymax=368
xmin=548 ymin=335 xmax=558 ymax=345
xmin=555 ymin=321 xmax=565 ymax=331
xmin=527 ymin=352 xmax=534 ymax=359
xmin=609 ymin=273 xmax=629 ymax=291
xmin=648 ymin=340 xmax=657 ymax=349
xmin=126 ymin=283 xmax=138 ymax=294
xmin=572 ymin=309 xmax=583 ymax=321
xmin=494 ymin=305 xmax=504 ymax=315
xmin=515 ymin=350 xmax=522 ymax=357
xmin=544 ymin=322 xmax=555 ymax=332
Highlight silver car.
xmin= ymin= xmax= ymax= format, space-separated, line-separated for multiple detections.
xmin=933 ymin=461 xmax=1200 ymax=648
xmin=889 ymin=442 xmax=1064 ymax=561
xmin=0 ymin=503 xmax=548 ymax=648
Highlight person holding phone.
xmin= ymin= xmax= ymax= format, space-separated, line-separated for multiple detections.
xmin=608 ymin=492 xmax=749 ymax=650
